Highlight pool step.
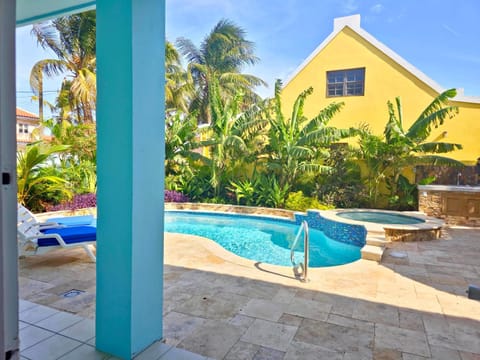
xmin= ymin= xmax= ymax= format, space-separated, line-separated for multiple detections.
xmin=366 ymin=235 xmax=388 ymax=247
xmin=361 ymin=245 xmax=385 ymax=262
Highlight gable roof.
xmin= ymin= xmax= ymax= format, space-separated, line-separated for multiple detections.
xmin=284 ymin=14 xmax=480 ymax=104
xmin=16 ymin=107 xmax=39 ymax=119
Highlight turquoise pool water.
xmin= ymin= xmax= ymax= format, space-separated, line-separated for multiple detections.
xmin=337 ymin=211 xmax=424 ymax=225
xmin=165 ymin=211 xmax=361 ymax=267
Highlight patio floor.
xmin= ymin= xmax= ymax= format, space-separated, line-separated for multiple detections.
xmin=19 ymin=226 xmax=480 ymax=359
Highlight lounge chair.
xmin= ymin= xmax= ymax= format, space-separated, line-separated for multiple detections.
xmin=17 ymin=204 xmax=97 ymax=262
xmin=17 ymin=203 xmax=94 ymax=230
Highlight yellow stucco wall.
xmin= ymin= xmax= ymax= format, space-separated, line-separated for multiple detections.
xmin=282 ymin=27 xmax=480 ymax=163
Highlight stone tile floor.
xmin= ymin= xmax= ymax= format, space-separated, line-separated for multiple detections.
xmin=18 ymin=300 xmax=212 ymax=359
xmin=19 ymin=226 xmax=480 ymax=359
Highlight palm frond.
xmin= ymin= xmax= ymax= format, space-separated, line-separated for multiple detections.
xmin=384 ymin=99 xmax=404 ymax=142
xmin=289 ymin=145 xmax=314 ymax=159
xmin=176 ymin=37 xmax=203 ymax=65
xmin=415 ymin=141 xmax=462 ymax=154
xmin=300 ymin=127 xmax=354 ymax=146
xmin=410 ymin=155 xmax=464 ymax=167
xmin=290 ymin=87 xmax=313 ymax=138
xmin=297 ymin=162 xmax=332 ymax=174
xmin=301 ymin=102 xmax=344 ymax=135
xmin=219 ymin=72 xmax=267 ymax=88
xmin=31 ymin=23 xmax=64 ymax=59
xmin=407 ymin=89 xmax=459 ymax=140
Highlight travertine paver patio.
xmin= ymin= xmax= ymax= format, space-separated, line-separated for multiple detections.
xmin=19 ymin=226 xmax=480 ymax=359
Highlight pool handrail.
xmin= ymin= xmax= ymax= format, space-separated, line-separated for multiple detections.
xmin=290 ymin=220 xmax=309 ymax=282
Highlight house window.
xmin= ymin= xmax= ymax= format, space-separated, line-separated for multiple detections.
xmin=327 ymin=68 xmax=365 ymax=97
xmin=18 ymin=124 xmax=29 ymax=134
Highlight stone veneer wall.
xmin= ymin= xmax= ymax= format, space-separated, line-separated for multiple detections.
xmin=165 ymin=202 xmax=295 ymax=219
xmin=418 ymin=185 xmax=480 ymax=227
xmin=385 ymin=228 xmax=442 ymax=242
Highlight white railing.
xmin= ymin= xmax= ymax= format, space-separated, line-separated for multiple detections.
xmin=290 ymin=220 xmax=309 ymax=282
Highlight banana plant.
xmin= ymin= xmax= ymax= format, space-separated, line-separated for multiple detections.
xmin=264 ymin=79 xmax=353 ymax=191
xmin=358 ymin=89 xmax=463 ymax=207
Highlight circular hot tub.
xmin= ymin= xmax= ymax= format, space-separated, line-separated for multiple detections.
xmin=336 ymin=210 xmax=425 ymax=225
xmin=320 ymin=209 xmax=444 ymax=242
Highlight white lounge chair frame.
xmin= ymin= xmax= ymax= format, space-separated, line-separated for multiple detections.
xmin=17 ymin=203 xmax=96 ymax=262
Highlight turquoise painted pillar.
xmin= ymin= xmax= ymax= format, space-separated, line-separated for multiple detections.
xmin=95 ymin=1 xmax=165 ymax=359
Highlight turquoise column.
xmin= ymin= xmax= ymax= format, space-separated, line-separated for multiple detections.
xmin=95 ymin=1 xmax=165 ymax=359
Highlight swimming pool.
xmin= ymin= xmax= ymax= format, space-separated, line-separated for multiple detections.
xmin=336 ymin=210 xmax=425 ymax=225
xmin=165 ymin=211 xmax=361 ymax=267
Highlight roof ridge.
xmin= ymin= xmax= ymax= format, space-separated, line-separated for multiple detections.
xmin=283 ymin=14 xmax=480 ymax=104
xmin=16 ymin=107 xmax=39 ymax=119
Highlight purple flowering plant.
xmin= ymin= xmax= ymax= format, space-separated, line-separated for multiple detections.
xmin=47 ymin=193 xmax=97 ymax=211
xmin=47 ymin=190 xmax=189 ymax=211
xmin=164 ymin=190 xmax=189 ymax=203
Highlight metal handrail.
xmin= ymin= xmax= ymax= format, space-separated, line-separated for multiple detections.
xmin=290 ymin=220 xmax=309 ymax=282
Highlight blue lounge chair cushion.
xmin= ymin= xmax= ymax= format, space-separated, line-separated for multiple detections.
xmin=47 ymin=215 xmax=95 ymax=226
xmin=39 ymin=226 xmax=96 ymax=247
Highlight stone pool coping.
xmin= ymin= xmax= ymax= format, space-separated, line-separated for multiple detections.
xmin=37 ymin=204 xmax=443 ymax=233
xmin=320 ymin=208 xmax=444 ymax=233
xmin=34 ymin=204 xmax=445 ymax=264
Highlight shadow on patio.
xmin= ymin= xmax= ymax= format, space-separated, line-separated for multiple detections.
xmin=18 ymin=229 xmax=480 ymax=359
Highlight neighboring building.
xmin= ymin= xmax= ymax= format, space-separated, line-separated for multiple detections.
xmin=16 ymin=107 xmax=40 ymax=149
xmin=282 ymin=14 xmax=480 ymax=163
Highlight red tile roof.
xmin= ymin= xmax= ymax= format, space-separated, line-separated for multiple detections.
xmin=16 ymin=107 xmax=39 ymax=119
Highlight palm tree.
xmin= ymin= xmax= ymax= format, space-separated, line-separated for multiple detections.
xmin=358 ymin=88 xmax=463 ymax=206
xmin=176 ymin=19 xmax=266 ymax=124
xmin=30 ymin=10 xmax=96 ymax=124
xmin=165 ymin=41 xmax=194 ymax=114
xmin=165 ymin=111 xmax=206 ymax=179
xmin=202 ymin=78 xmax=267 ymax=197
xmin=264 ymin=80 xmax=351 ymax=193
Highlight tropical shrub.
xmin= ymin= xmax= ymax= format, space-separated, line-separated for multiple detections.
xmin=313 ymin=144 xmax=365 ymax=208
xmin=285 ymin=191 xmax=330 ymax=212
xmin=228 ymin=179 xmax=257 ymax=206
xmin=256 ymin=175 xmax=290 ymax=208
xmin=358 ymin=89 xmax=463 ymax=208
xmin=17 ymin=142 xmax=72 ymax=212
xmin=179 ymin=169 xmax=215 ymax=202
xmin=387 ymin=174 xmax=436 ymax=210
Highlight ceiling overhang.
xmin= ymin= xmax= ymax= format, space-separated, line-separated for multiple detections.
xmin=16 ymin=0 xmax=95 ymax=27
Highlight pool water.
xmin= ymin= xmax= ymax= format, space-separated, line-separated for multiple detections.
xmin=165 ymin=211 xmax=361 ymax=267
xmin=337 ymin=211 xmax=424 ymax=225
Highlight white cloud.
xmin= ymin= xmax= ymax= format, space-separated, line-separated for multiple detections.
xmin=340 ymin=0 xmax=359 ymax=14
xmin=442 ymin=24 xmax=460 ymax=37
xmin=370 ymin=3 xmax=384 ymax=14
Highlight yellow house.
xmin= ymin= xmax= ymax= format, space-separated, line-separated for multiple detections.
xmin=282 ymin=14 xmax=480 ymax=164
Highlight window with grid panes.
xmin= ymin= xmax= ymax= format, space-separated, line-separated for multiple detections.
xmin=18 ymin=123 xmax=29 ymax=134
xmin=326 ymin=68 xmax=365 ymax=97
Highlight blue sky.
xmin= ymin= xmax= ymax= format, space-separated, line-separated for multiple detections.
xmin=16 ymin=0 xmax=480 ymax=116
